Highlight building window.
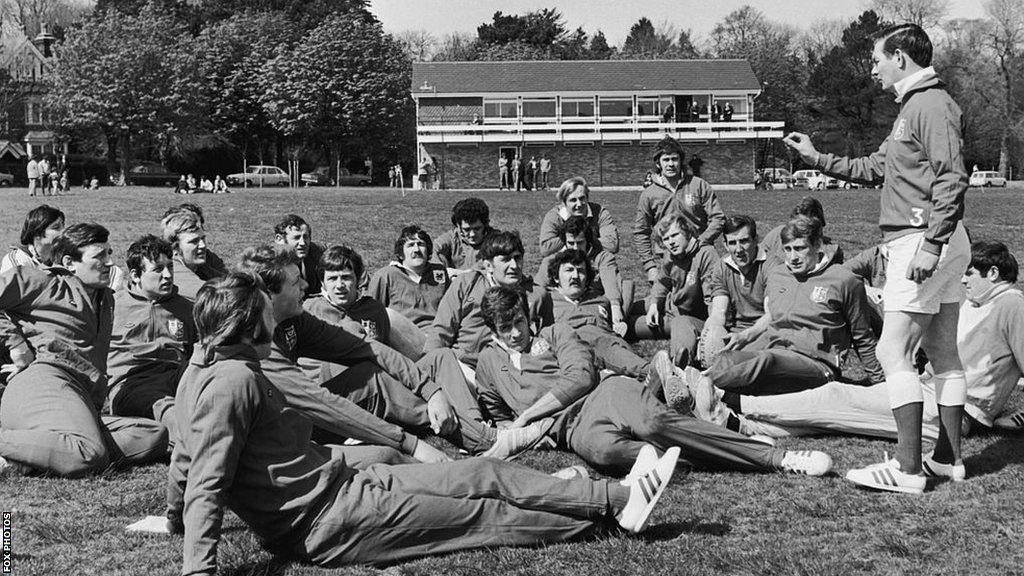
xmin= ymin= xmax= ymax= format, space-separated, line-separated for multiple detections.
xmin=637 ymin=97 xmax=661 ymax=118
xmin=522 ymin=98 xmax=556 ymax=119
xmin=561 ymin=98 xmax=594 ymax=118
xmin=483 ymin=100 xmax=518 ymax=120
xmin=598 ymin=97 xmax=632 ymax=118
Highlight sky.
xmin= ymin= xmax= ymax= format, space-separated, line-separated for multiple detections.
xmin=368 ymin=0 xmax=988 ymax=46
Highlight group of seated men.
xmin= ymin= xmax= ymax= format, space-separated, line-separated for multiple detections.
xmin=1 ymin=135 xmax=1022 ymax=574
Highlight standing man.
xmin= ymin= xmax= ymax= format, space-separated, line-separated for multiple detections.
xmin=26 ymin=154 xmax=39 ymax=197
xmin=539 ymin=153 xmax=552 ymax=190
xmin=37 ymin=155 xmax=50 ymax=196
xmin=784 ymin=24 xmax=970 ymax=494
xmin=498 ymin=154 xmax=510 ymax=190
xmin=512 ymin=155 xmax=522 ymax=192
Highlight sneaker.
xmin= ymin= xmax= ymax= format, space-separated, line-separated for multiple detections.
xmin=616 ymin=446 xmax=680 ymax=533
xmin=845 ymin=455 xmax=926 ymax=494
xmin=483 ymin=418 xmax=555 ymax=460
xmin=994 ymin=409 xmax=1024 ymax=430
xmin=664 ymin=371 xmax=694 ymax=415
xmin=551 ymin=465 xmax=590 ymax=480
xmin=922 ymin=452 xmax=966 ymax=482
xmin=623 ymin=444 xmax=659 ymax=482
xmin=684 ymin=367 xmax=727 ymax=426
xmin=646 ymin=350 xmax=674 ymax=391
xmin=779 ymin=450 xmax=833 ymax=476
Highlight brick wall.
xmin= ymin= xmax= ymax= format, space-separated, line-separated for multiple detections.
xmin=423 ymin=139 xmax=756 ymax=189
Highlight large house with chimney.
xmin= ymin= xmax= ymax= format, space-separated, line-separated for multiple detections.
xmin=0 ymin=24 xmax=60 ymax=180
xmin=411 ymin=59 xmax=783 ymax=189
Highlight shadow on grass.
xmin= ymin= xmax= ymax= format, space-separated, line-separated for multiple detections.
xmin=642 ymin=518 xmax=732 ymax=539
xmin=965 ymin=431 xmax=1024 ymax=476
xmin=220 ymin=557 xmax=291 ymax=576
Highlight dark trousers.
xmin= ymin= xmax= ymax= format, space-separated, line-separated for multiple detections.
xmin=709 ymin=348 xmax=836 ymax=396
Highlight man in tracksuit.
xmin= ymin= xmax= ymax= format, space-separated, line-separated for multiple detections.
xmin=699 ymin=216 xmax=883 ymax=398
xmin=240 ymin=245 xmax=549 ymax=461
xmin=161 ymin=210 xmax=226 ymax=300
xmin=633 ymin=135 xmax=725 ymax=284
xmin=425 ymin=230 xmax=549 ymax=371
xmin=474 ymin=285 xmax=834 ymax=478
xmin=273 ymin=213 xmax=326 ymax=298
xmin=107 ymin=235 xmax=195 ymax=443
xmin=786 ymin=24 xmax=970 ymax=493
xmin=167 ymin=273 xmax=681 ymax=574
xmin=0 ymin=224 xmax=167 ymax=477
xmin=433 ymin=197 xmax=496 ymax=278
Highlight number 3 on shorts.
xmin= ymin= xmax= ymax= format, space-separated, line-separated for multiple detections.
xmin=909 ymin=207 xmax=924 ymax=226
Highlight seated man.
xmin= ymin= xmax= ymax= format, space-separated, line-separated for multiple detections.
xmin=699 ymin=215 xmax=883 ymax=397
xmin=1 ymin=204 xmax=65 ymax=274
xmin=629 ymin=213 xmax=720 ymax=368
xmin=633 ymin=135 xmax=725 ymax=283
xmin=242 ymin=245 xmax=546 ymax=460
xmin=274 ymin=213 xmax=325 ymax=298
xmin=698 ymin=241 xmax=1024 ymax=479
xmin=161 ymin=210 xmax=226 ymax=300
xmin=538 ymin=176 xmax=620 ymax=257
xmin=475 ymin=286 xmax=833 ymax=478
xmin=0 ymin=224 xmax=167 ymax=476
xmin=433 ymin=197 xmax=496 ymax=277
xmin=426 ymin=230 xmax=548 ymax=371
xmin=369 ymin=225 xmax=450 ymax=358
xmin=167 ymin=273 xmax=680 ymax=575
xmin=106 ymin=235 xmax=195 ymax=441
xmin=535 ymin=215 xmax=628 ymax=333
xmin=304 ymin=245 xmax=391 ymax=346
xmin=760 ymin=196 xmax=844 ymax=266
xmin=701 ymin=215 xmax=771 ymax=366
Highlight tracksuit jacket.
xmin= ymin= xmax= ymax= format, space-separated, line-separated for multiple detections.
xmin=538 ymin=202 xmax=620 ymax=258
xmin=763 ymin=255 xmax=884 ymax=382
xmin=646 ymin=241 xmax=721 ymax=319
xmin=368 ymin=261 xmax=450 ymax=329
xmin=816 ymin=70 xmax=967 ymax=254
xmin=709 ymin=248 xmax=770 ymax=331
xmin=172 ymin=255 xmax=227 ymax=301
xmin=632 ymin=173 xmax=725 ymax=272
xmin=0 ymin=265 xmax=113 ymax=405
xmin=534 ymin=247 xmax=623 ymax=308
xmin=434 ymin=227 xmax=495 ymax=272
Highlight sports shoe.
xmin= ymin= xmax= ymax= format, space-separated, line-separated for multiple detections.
xmin=623 ymin=444 xmax=659 ymax=482
xmin=779 ymin=450 xmax=832 ymax=476
xmin=922 ymin=452 xmax=966 ymax=482
xmin=649 ymin=350 xmax=693 ymax=413
xmin=994 ymin=409 xmax=1024 ymax=430
xmin=646 ymin=350 xmax=673 ymax=391
xmin=845 ymin=455 xmax=926 ymax=494
xmin=483 ymin=418 xmax=555 ymax=460
xmin=684 ymin=367 xmax=727 ymax=426
xmin=551 ymin=465 xmax=590 ymax=480
xmin=616 ymin=446 xmax=680 ymax=533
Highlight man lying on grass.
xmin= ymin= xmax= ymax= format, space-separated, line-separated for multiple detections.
xmin=473 ymin=285 xmax=833 ymax=478
xmin=168 ymin=272 xmax=681 ymax=574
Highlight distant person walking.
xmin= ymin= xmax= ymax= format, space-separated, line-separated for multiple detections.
xmin=394 ymin=163 xmax=404 ymax=189
xmin=540 ymin=154 xmax=552 ymax=190
xmin=38 ymin=156 xmax=50 ymax=196
xmin=26 ymin=155 xmax=40 ymax=197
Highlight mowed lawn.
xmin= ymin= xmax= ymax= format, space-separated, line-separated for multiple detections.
xmin=1 ymin=184 xmax=1023 ymax=576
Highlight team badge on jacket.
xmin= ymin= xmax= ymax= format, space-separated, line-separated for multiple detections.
xmin=893 ymin=118 xmax=907 ymax=140
xmin=284 ymin=325 xmax=298 ymax=352
xmin=810 ymin=286 xmax=829 ymax=303
xmin=167 ymin=318 xmax=185 ymax=340
xmin=361 ymin=319 xmax=379 ymax=340
xmin=530 ymin=337 xmax=551 ymax=357
xmin=433 ymin=269 xmax=447 ymax=284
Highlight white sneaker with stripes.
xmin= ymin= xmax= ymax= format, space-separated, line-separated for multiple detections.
xmin=994 ymin=409 xmax=1024 ymax=430
xmin=779 ymin=450 xmax=832 ymax=476
xmin=616 ymin=446 xmax=680 ymax=533
xmin=922 ymin=452 xmax=966 ymax=482
xmin=845 ymin=455 xmax=926 ymax=494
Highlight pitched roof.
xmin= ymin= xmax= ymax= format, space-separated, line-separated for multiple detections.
xmin=412 ymin=59 xmax=761 ymax=95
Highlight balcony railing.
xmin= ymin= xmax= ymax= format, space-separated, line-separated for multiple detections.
xmin=417 ymin=118 xmax=785 ymax=144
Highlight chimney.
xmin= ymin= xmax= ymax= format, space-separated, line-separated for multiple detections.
xmin=33 ymin=23 xmax=56 ymax=58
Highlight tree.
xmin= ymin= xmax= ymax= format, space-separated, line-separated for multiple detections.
xmin=46 ymin=4 xmax=197 ymax=178
xmin=432 ymin=31 xmax=477 ymax=61
xmin=396 ymin=29 xmax=437 ymax=61
xmin=476 ymin=8 xmax=566 ymax=48
xmin=260 ymin=13 xmax=414 ymax=176
xmin=677 ymin=29 xmax=700 ymax=58
xmin=983 ymin=0 xmax=1024 ymax=177
xmin=621 ymin=17 xmax=673 ymax=56
xmin=0 ymin=0 xmax=89 ymax=37
xmin=869 ymin=0 xmax=949 ymax=29
xmin=588 ymin=29 xmax=614 ymax=58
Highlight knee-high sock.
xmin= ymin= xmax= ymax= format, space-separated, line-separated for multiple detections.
xmin=931 ymin=371 xmax=966 ymax=464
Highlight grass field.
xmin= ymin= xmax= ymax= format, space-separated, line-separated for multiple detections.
xmin=1 ymin=184 xmax=1023 ymax=576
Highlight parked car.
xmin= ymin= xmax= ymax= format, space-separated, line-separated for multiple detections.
xmin=0 ymin=171 xmax=13 ymax=186
xmin=760 ymin=168 xmax=794 ymax=188
xmin=300 ymin=166 xmax=372 ymax=187
xmin=127 ymin=162 xmax=180 ymax=186
xmin=227 ymin=165 xmax=290 ymax=187
xmin=970 ymin=171 xmax=1007 ymax=187
xmin=793 ymin=169 xmax=825 ymax=190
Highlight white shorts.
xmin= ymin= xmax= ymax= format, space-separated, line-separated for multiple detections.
xmin=882 ymin=222 xmax=969 ymax=314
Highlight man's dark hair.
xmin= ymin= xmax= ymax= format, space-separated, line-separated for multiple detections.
xmin=653 ymin=135 xmax=686 ymax=172
xmin=194 ymin=272 xmax=273 ymax=353
xmin=52 ymin=223 xmax=108 ymax=264
xmin=547 ymin=249 xmax=592 ymax=288
xmin=723 ymin=214 xmax=758 ymax=239
xmin=780 ymin=215 xmax=823 ymax=246
xmin=274 ymin=214 xmax=310 ymax=236
xmin=19 ymin=204 xmax=65 ymax=246
xmin=478 ymin=230 xmax=524 ymax=261
xmin=126 ymin=235 xmax=174 ymax=276
xmin=450 ymin=197 xmax=490 ymax=227
xmin=236 ymin=244 xmax=301 ymax=294
xmin=480 ymin=285 xmax=531 ymax=333
xmin=394 ymin=225 xmax=433 ymax=261
xmin=874 ymin=23 xmax=932 ymax=67
xmin=162 ymin=203 xmax=205 ymax=226
xmin=791 ymin=196 xmax=826 ymax=227
xmin=559 ymin=215 xmax=596 ymax=248
xmin=971 ymin=240 xmax=1018 ymax=283
xmin=319 ymin=245 xmax=364 ymax=279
